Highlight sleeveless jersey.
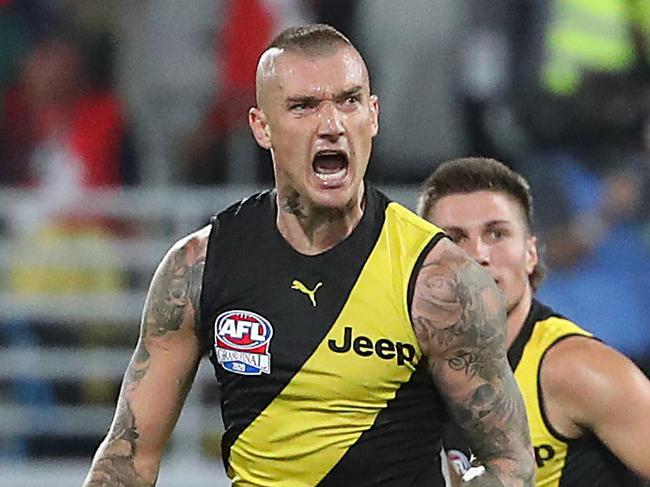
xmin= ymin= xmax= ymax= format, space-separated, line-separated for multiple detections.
xmin=511 ymin=300 xmax=642 ymax=486
xmin=445 ymin=300 xmax=642 ymax=486
xmin=200 ymin=185 xmax=450 ymax=487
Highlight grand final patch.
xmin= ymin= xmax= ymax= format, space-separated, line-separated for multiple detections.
xmin=214 ymin=310 xmax=274 ymax=375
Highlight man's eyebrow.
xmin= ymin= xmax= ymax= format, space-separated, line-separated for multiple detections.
xmin=442 ymin=225 xmax=466 ymax=235
xmin=442 ymin=220 xmax=511 ymax=234
xmin=335 ymin=86 xmax=364 ymax=100
xmin=285 ymin=86 xmax=365 ymax=105
xmin=285 ymin=95 xmax=320 ymax=105
xmin=484 ymin=220 xmax=511 ymax=228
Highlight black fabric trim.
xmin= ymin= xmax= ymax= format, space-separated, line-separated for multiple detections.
xmin=406 ymin=232 xmax=448 ymax=315
xmin=197 ymin=217 xmax=219 ymax=355
xmin=537 ymin=333 xmax=602 ymax=443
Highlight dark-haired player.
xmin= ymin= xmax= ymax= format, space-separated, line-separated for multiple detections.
xmin=420 ymin=157 xmax=650 ymax=486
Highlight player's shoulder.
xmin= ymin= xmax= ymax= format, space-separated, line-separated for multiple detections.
xmin=383 ymin=196 xmax=444 ymax=237
xmin=174 ymin=224 xmax=211 ymax=254
xmin=536 ymin=303 xmax=604 ymax=377
xmin=541 ymin=333 xmax=635 ymax=409
xmin=166 ymin=190 xmax=270 ymax=261
xmin=541 ymin=329 xmax=650 ymax=434
xmin=531 ymin=302 xmax=591 ymax=340
xmin=544 ymin=334 xmax=608 ymax=373
xmin=158 ymin=224 xmax=212 ymax=273
xmin=215 ymin=189 xmax=274 ymax=224
xmin=375 ymin=188 xmax=448 ymax=265
xmin=201 ymin=190 xmax=273 ymax=245
xmin=364 ymin=184 xmax=429 ymax=228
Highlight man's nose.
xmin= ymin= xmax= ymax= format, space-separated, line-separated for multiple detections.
xmin=464 ymin=237 xmax=490 ymax=266
xmin=318 ymin=102 xmax=344 ymax=139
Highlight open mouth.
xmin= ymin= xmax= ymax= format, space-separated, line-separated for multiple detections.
xmin=312 ymin=150 xmax=349 ymax=185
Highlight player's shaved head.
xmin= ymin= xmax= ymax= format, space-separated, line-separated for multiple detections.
xmin=255 ymin=24 xmax=369 ymax=109
xmin=255 ymin=48 xmax=284 ymax=108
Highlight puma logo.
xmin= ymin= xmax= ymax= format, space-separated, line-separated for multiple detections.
xmin=291 ymin=280 xmax=323 ymax=307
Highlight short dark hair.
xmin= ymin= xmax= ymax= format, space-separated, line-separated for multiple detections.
xmin=267 ymin=23 xmax=353 ymax=55
xmin=418 ymin=157 xmax=545 ymax=289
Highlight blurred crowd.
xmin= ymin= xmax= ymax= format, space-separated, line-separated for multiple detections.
xmin=0 ymin=0 xmax=135 ymax=188
xmin=0 ymin=0 xmax=649 ymax=461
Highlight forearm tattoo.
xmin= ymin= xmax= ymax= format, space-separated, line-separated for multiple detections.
xmin=84 ymin=403 xmax=154 ymax=487
xmin=84 ymin=233 xmax=207 ymax=486
xmin=412 ymin=245 xmax=533 ymax=486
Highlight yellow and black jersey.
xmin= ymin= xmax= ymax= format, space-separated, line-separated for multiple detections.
xmin=445 ymin=300 xmax=643 ymax=487
xmin=200 ymin=185 xmax=450 ymax=487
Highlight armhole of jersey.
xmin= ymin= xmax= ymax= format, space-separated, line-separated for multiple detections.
xmin=406 ymin=232 xmax=448 ymax=321
xmin=537 ymin=333 xmax=602 ymax=443
xmin=198 ymin=217 xmax=219 ymax=350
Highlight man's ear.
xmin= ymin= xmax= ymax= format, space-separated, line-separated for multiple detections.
xmin=525 ymin=235 xmax=539 ymax=276
xmin=369 ymin=94 xmax=379 ymax=137
xmin=249 ymin=107 xmax=272 ymax=149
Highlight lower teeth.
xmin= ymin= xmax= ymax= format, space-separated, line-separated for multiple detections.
xmin=316 ymin=170 xmax=344 ymax=180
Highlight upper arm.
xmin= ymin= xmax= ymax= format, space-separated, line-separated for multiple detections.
xmin=410 ymin=238 xmax=533 ymax=485
xmin=87 ymin=226 xmax=209 ymax=484
xmin=543 ymin=337 xmax=650 ymax=479
xmin=125 ymin=227 xmax=209 ymax=450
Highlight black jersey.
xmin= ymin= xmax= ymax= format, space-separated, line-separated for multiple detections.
xmin=200 ymin=185 xmax=450 ymax=486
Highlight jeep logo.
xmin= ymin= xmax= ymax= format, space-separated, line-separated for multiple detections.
xmin=534 ymin=444 xmax=556 ymax=467
xmin=328 ymin=326 xmax=416 ymax=366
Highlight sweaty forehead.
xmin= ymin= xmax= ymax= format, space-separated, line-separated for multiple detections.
xmin=256 ymin=47 xmax=369 ymax=105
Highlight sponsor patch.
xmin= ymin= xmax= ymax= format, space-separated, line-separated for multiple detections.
xmin=214 ymin=310 xmax=273 ymax=375
xmin=328 ymin=326 xmax=416 ymax=366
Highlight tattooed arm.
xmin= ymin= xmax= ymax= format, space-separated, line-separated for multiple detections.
xmin=82 ymin=226 xmax=210 ymax=486
xmin=411 ymin=239 xmax=534 ymax=486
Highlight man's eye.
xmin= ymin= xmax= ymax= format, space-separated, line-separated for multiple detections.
xmin=344 ymin=96 xmax=360 ymax=105
xmin=290 ymin=103 xmax=307 ymax=111
xmin=489 ymin=229 xmax=505 ymax=240
xmin=448 ymin=234 xmax=464 ymax=244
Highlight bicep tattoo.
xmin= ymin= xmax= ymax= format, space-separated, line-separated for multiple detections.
xmin=143 ymin=237 xmax=206 ymax=340
xmin=412 ymin=244 xmax=533 ymax=485
xmin=125 ymin=235 xmax=206 ymax=390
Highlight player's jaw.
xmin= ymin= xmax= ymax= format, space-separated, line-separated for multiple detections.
xmin=496 ymin=270 xmax=532 ymax=318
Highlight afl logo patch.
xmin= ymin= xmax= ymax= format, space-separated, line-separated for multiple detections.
xmin=214 ymin=310 xmax=273 ymax=376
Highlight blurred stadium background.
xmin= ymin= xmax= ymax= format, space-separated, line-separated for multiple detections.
xmin=1 ymin=1 xmax=649 ymax=485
